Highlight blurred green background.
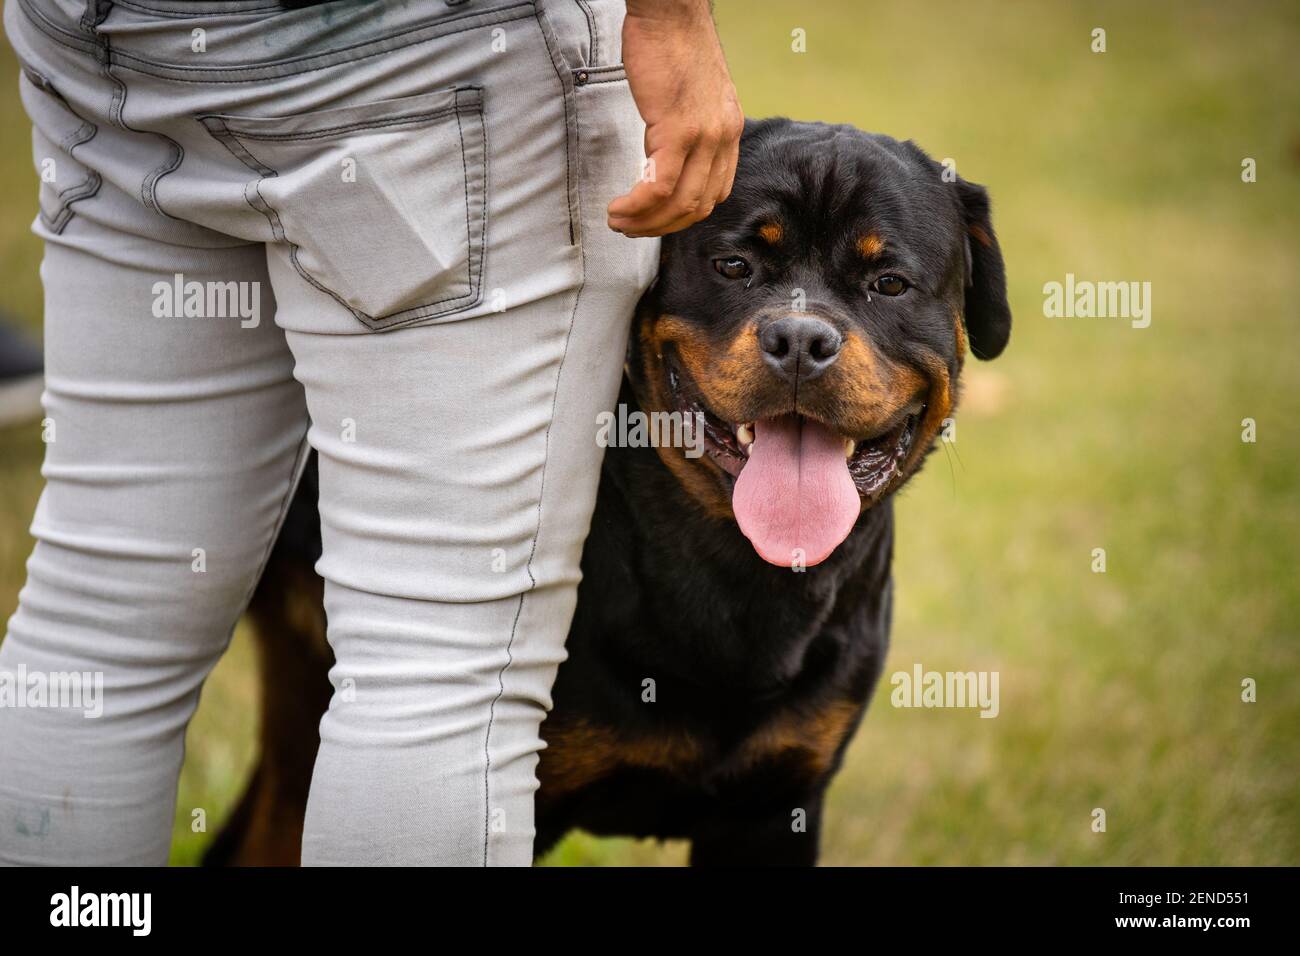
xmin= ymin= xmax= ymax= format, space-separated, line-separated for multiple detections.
xmin=1 ymin=0 xmax=1297 ymax=865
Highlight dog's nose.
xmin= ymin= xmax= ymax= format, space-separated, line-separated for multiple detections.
xmin=759 ymin=315 xmax=843 ymax=382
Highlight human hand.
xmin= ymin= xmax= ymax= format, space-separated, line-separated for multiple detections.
xmin=609 ymin=0 xmax=743 ymax=238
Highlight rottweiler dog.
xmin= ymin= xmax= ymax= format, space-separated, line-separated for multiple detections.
xmin=206 ymin=117 xmax=1010 ymax=867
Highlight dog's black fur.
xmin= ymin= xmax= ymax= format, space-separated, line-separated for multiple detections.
xmin=208 ymin=118 xmax=1010 ymax=867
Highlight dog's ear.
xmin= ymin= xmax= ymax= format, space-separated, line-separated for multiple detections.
xmin=954 ymin=177 xmax=1011 ymax=360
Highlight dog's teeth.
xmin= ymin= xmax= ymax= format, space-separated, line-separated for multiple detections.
xmin=844 ymin=437 xmax=857 ymax=459
xmin=736 ymin=422 xmax=755 ymax=450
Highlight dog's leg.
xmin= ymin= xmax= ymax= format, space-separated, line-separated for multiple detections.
xmin=201 ymin=760 xmax=269 ymax=867
xmin=204 ymin=558 xmax=333 ymax=866
xmin=689 ymin=791 xmax=826 ymax=867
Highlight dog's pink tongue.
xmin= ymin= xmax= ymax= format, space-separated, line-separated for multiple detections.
xmin=732 ymin=415 xmax=860 ymax=567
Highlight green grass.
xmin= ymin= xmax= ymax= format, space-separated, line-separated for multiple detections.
xmin=2 ymin=0 xmax=1298 ymax=866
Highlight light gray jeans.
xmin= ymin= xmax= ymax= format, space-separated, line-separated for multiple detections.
xmin=0 ymin=0 xmax=657 ymax=865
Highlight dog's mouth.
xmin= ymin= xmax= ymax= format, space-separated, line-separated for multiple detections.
xmin=667 ymin=362 xmax=924 ymax=567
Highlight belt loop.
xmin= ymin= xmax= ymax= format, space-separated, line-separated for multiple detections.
xmin=80 ymin=0 xmax=113 ymax=32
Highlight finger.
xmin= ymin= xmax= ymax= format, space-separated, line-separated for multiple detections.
xmin=705 ymin=142 xmax=732 ymax=208
xmin=712 ymin=108 xmax=742 ymax=206
xmin=641 ymin=109 xmax=742 ymax=236
xmin=607 ymin=139 xmax=688 ymax=224
xmin=717 ymin=128 xmax=739 ymax=203
xmin=612 ymin=138 xmax=717 ymax=236
xmin=648 ymin=147 xmax=731 ymax=237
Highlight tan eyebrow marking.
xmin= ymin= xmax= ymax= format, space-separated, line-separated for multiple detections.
xmin=758 ymin=221 xmax=784 ymax=244
xmin=856 ymin=233 xmax=885 ymax=258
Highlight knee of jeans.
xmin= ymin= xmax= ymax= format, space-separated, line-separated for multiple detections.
xmin=15 ymin=531 xmax=258 ymax=660
xmin=318 ymin=651 xmax=557 ymax=750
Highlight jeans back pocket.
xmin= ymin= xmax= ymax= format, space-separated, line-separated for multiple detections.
xmin=201 ymin=86 xmax=487 ymax=332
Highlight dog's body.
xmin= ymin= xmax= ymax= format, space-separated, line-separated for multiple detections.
xmin=207 ymin=118 xmax=1009 ymax=866
xmin=534 ymin=376 xmax=896 ymax=863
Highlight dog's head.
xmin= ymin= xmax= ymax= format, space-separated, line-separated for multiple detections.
xmin=629 ymin=118 xmax=1011 ymax=567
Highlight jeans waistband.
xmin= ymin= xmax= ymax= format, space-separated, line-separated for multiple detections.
xmin=14 ymin=0 xmax=626 ymax=79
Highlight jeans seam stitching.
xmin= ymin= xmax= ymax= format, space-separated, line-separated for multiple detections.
xmin=80 ymin=20 xmax=187 ymax=221
xmin=21 ymin=68 xmax=103 ymax=233
xmin=533 ymin=3 xmax=578 ymax=245
xmin=575 ymin=0 xmax=597 ymax=64
xmin=482 ymin=21 xmax=588 ymax=860
xmin=40 ymin=172 xmax=102 ymax=234
xmin=481 ymin=247 xmax=587 ymax=869
xmin=113 ymin=0 xmax=285 ymax=16
xmin=579 ymin=70 xmax=626 ymax=85
xmin=204 ymin=101 xmax=475 ymax=141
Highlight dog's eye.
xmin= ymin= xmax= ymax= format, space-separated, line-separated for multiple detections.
xmin=871 ymin=275 xmax=908 ymax=296
xmin=713 ymin=257 xmax=752 ymax=280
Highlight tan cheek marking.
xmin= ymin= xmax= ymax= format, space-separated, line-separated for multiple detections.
xmin=908 ymin=353 xmax=954 ymax=464
xmin=857 ymin=233 xmax=884 ymax=258
xmin=635 ymin=316 xmax=739 ymax=519
xmin=834 ymin=334 xmax=928 ymax=433
xmin=655 ymin=315 xmax=763 ymax=420
xmin=835 ymin=333 xmax=886 ymax=407
xmin=968 ymin=223 xmax=993 ymax=248
xmin=759 ymin=221 xmax=784 ymax=244
xmin=892 ymin=363 xmax=930 ymax=406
